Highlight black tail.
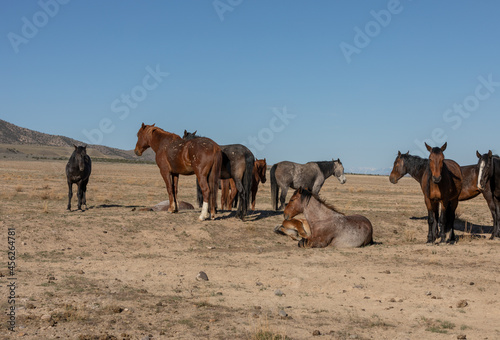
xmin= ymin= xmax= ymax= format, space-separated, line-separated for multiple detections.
xmin=240 ymin=154 xmax=254 ymax=217
xmin=270 ymin=164 xmax=279 ymax=210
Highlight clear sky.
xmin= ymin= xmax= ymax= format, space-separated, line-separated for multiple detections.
xmin=2 ymin=1 xmax=500 ymax=172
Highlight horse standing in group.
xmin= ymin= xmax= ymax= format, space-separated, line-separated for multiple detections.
xmin=220 ymin=158 xmax=267 ymax=211
xmin=66 ymin=145 xmax=92 ymax=211
xmin=476 ymin=150 xmax=500 ymax=239
xmin=183 ymin=131 xmax=254 ymax=220
xmin=270 ymin=159 xmax=346 ymax=210
xmin=135 ymin=124 xmax=222 ymax=221
xmin=390 ymin=150 xmax=496 ymax=239
xmin=274 ymin=188 xmax=373 ymax=248
xmin=415 ymin=143 xmax=462 ymax=243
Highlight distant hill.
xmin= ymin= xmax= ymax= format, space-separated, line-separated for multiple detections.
xmin=0 ymin=119 xmax=155 ymax=162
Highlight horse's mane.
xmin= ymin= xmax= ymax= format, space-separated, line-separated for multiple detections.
xmin=314 ymin=160 xmax=336 ymax=177
xmin=399 ymin=153 xmax=428 ymax=170
xmin=298 ymin=188 xmax=344 ymax=215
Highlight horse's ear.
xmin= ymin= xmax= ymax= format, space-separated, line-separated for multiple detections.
xmin=141 ymin=122 xmax=145 ymax=129
xmin=398 ymin=151 xmax=401 ymax=156
xmin=441 ymin=142 xmax=447 ymax=152
xmin=425 ymin=143 xmax=432 ymax=152
xmin=488 ymin=150 xmax=493 ymax=158
xmin=477 ymin=150 xmax=482 ymax=159
xmin=298 ymin=187 xmax=303 ymax=194
xmin=73 ymin=144 xmax=77 ymax=150
xmin=152 ymin=123 xmax=155 ymax=127
xmin=406 ymin=151 xmax=409 ymax=155
xmin=183 ymin=130 xmax=187 ymax=136
xmin=193 ymin=130 xmax=197 ymax=136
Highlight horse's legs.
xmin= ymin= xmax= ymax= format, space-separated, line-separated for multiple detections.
xmin=197 ymin=174 xmax=211 ymax=220
xmin=171 ymin=174 xmax=179 ymax=212
xmin=67 ymin=181 xmax=73 ymax=210
xmin=220 ymin=179 xmax=229 ymax=210
xmin=278 ymin=186 xmax=289 ymax=210
xmin=274 ymin=219 xmax=310 ymax=241
xmin=76 ymin=180 xmax=84 ymax=210
xmin=298 ymin=237 xmax=329 ymax=248
xmin=228 ymin=178 xmax=238 ymax=210
xmin=159 ymin=168 xmax=176 ymax=213
xmin=493 ymin=196 xmax=500 ymax=240
xmin=446 ymin=200 xmax=458 ymax=243
xmin=251 ymin=181 xmax=258 ymax=211
xmin=81 ymin=178 xmax=89 ymax=209
xmin=426 ymin=199 xmax=439 ymax=243
xmin=233 ymin=178 xmax=246 ymax=220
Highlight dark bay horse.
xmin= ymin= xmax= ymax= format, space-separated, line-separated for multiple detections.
xmin=135 ymin=124 xmax=222 ymax=221
xmin=251 ymin=158 xmax=267 ymax=211
xmin=66 ymin=145 xmax=92 ymax=211
xmin=220 ymin=158 xmax=267 ymax=211
xmin=390 ymin=150 xmax=496 ymax=238
xmin=477 ymin=150 xmax=500 ymax=239
xmin=183 ymin=131 xmax=254 ymax=220
xmin=275 ymin=188 xmax=373 ymax=248
xmin=421 ymin=143 xmax=462 ymax=243
xmin=270 ymin=159 xmax=346 ymax=211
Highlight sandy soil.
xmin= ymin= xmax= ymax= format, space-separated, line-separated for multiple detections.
xmin=0 ymin=159 xmax=499 ymax=340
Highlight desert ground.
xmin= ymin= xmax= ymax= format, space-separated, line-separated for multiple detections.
xmin=0 ymin=159 xmax=499 ymax=340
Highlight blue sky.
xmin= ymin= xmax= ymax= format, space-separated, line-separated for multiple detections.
xmin=2 ymin=1 xmax=500 ymax=172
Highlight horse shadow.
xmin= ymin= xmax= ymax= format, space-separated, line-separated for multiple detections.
xmin=216 ymin=209 xmax=283 ymax=221
xmin=90 ymin=204 xmax=142 ymax=210
xmin=410 ymin=216 xmax=491 ymax=238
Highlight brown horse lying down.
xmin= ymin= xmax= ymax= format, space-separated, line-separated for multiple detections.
xmin=274 ymin=188 xmax=373 ymax=248
xmin=139 ymin=200 xmax=194 ymax=212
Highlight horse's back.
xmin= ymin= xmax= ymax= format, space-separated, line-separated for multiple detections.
xmin=333 ymin=214 xmax=373 ymax=248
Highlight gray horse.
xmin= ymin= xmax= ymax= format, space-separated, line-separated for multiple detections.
xmin=270 ymin=159 xmax=346 ymax=210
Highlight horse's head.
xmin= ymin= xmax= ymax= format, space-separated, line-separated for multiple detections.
xmin=135 ymin=123 xmax=155 ymax=156
xmin=73 ymin=145 xmax=87 ymax=171
xmin=389 ymin=151 xmax=409 ymax=184
xmin=255 ymin=159 xmax=267 ymax=183
xmin=182 ymin=130 xmax=198 ymax=140
xmin=333 ymin=158 xmax=346 ymax=184
xmin=477 ymin=150 xmax=493 ymax=191
xmin=284 ymin=188 xmax=306 ymax=220
xmin=426 ymin=142 xmax=447 ymax=184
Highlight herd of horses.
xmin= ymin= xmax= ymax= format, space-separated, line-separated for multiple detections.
xmin=65 ymin=122 xmax=500 ymax=249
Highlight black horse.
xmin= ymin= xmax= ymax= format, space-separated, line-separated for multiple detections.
xmin=183 ymin=131 xmax=255 ymax=220
xmin=66 ymin=145 xmax=92 ymax=211
xmin=477 ymin=150 xmax=500 ymax=239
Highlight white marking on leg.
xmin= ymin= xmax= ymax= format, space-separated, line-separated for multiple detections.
xmin=478 ymin=160 xmax=485 ymax=190
xmin=199 ymin=202 xmax=210 ymax=221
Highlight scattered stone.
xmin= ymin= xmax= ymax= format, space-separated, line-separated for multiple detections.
xmin=256 ymin=281 xmax=263 ymax=286
xmin=457 ymin=300 xmax=468 ymax=308
xmin=382 ymin=270 xmax=391 ymax=274
xmin=389 ymin=298 xmax=396 ymax=303
xmin=274 ymin=289 xmax=285 ymax=297
xmin=312 ymin=330 xmax=321 ymax=336
xmin=196 ymin=271 xmax=209 ymax=281
xmin=469 ymin=282 xmax=474 ymax=285
xmin=40 ymin=314 xmax=52 ymax=322
xmin=278 ymin=310 xmax=288 ymax=319
xmin=78 ymin=270 xmax=85 ymax=275
xmin=457 ymin=335 xmax=467 ymax=339
xmin=425 ymin=291 xmax=432 ymax=296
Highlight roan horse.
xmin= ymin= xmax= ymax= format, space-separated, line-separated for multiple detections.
xmin=476 ymin=150 xmax=500 ymax=239
xmin=390 ymin=150 xmax=496 ymax=238
xmin=274 ymin=188 xmax=373 ymax=248
xmin=270 ymin=159 xmax=346 ymax=210
xmin=419 ymin=143 xmax=462 ymax=243
xmin=135 ymin=124 xmax=222 ymax=221
xmin=66 ymin=145 xmax=92 ymax=211
xmin=220 ymin=158 xmax=267 ymax=211
xmin=183 ymin=130 xmax=254 ymax=220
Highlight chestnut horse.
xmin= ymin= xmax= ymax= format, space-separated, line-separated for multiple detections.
xmin=134 ymin=123 xmax=222 ymax=221
xmin=66 ymin=145 xmax=92 ymax=211
xmin=421 ymin=143 xmax=462 ymax=243
xmin=390 ymin=150 xmax=496 ymax=238
xmin=476 ymin=150 xmax=500 ymax=239
xmin=274 ymin=188 xmax=373 ymax=248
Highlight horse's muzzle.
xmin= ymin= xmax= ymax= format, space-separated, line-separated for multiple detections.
xmin=134 ymin=149 xmax=142 ymax=156
xmin=432 ymin=176 xmax=442 ymax=184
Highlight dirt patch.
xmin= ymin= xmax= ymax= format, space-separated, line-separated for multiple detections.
xmin=0 ymin=160 xmax=499 ymax=339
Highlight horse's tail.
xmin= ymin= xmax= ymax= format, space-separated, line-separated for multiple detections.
xmin=242 ymin=154 xmax=254 ymax=213
xmin=209 ymin=148 xmax=223 ymax=214
xmin=196 ymin=179 xmax=203 ymax=208
xmin=270 ymin=163 xmax=279 ymax=210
